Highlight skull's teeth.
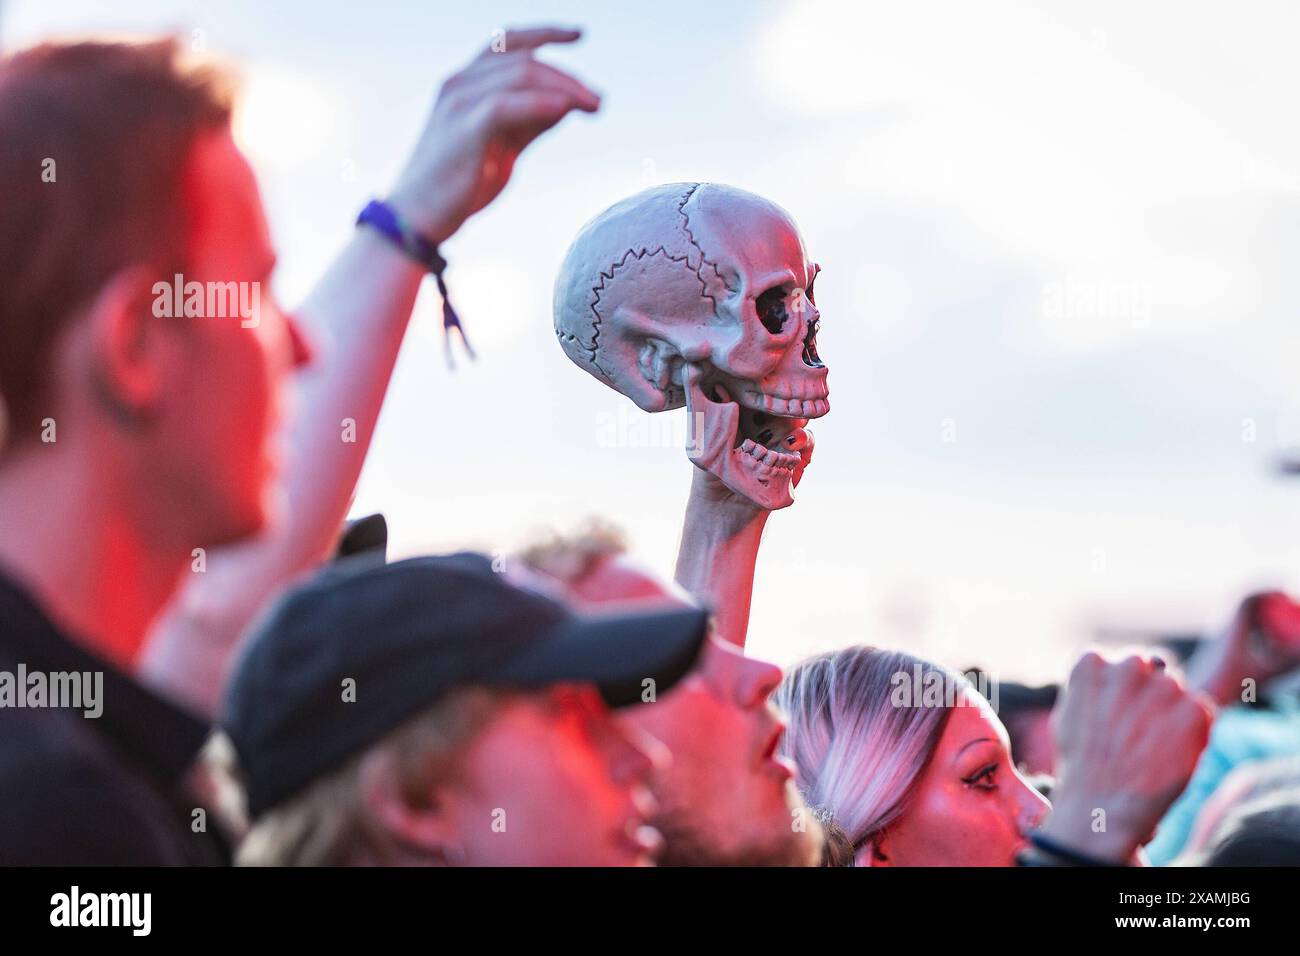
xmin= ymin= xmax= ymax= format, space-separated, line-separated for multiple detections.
xmin=753 ymin=393 xmax=830 ymax=418
xmin=736 ymin=438 xmax=798 ymax=471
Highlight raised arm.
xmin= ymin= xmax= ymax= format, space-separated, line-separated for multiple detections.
xmin=673 ymin=365 xmax=815 ymax=647
xmin=1186 ymin=591 xmax=1300 ymax=707
xmin=1027 ymin=651 xmax=1214 ymax=865
xmin=674 ymin=468 xmax=769 ymax=647
xmin=141 ymin=27 xmax=601 ymax=714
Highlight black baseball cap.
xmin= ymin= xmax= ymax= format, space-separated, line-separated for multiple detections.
xmin=334 ymin=512 xmax=388 ymax=561
xmin=222 ymin=552 xmax=708 ymax=818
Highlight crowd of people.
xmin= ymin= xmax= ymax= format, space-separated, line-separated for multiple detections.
xmin=2 ymin=25 xmax=1299 ymax=867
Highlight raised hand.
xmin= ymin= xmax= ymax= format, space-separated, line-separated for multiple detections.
xmin=388 ymin=26 xmax=600 ymax=243
xmin=1186 ymin=591 xmax=1300 ymax=707
xmin=1037 ymin=651 xmax=1214 ymax=863
xmin=789 ymin=421 xmax=814 ymax=490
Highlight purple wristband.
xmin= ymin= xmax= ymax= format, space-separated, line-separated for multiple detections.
xmin=357 ymin=199 xmax=474 ymax=366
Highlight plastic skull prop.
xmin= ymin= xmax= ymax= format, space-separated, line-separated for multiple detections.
xmin=554 ymin=182 xmax=828 ymax=510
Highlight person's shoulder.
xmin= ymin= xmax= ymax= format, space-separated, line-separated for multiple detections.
xmin=0 ymin=707 xmax=191 ymax=865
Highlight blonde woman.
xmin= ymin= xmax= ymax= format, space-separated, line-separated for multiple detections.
xmin=777 ymin=646 xmax=1214 ymax=867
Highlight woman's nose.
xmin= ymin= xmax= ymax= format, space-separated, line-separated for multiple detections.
xmin=1017 ymin=776 xmax=1052 ymax=831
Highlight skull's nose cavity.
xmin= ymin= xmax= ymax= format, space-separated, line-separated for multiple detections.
xmin=801 ymin=317 xmax=824 ymax=368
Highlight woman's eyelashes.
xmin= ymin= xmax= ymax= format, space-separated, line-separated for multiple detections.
xmin=961 ymin=763 xmax=999 ymax=791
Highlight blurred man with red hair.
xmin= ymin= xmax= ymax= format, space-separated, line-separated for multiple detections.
xmin=0 ymin=28 xmax=599 ymax=863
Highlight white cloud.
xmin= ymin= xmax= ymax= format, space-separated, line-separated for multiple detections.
xmin=232 ymin=63 xmax=347 ymax=172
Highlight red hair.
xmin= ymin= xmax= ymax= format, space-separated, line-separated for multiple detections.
xmin=0 ymin=38 xmax=233 ymax=443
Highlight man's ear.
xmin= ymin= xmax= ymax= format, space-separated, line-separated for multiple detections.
xmin=855 ymin=832 xmax=893 ymax=867
xmin=358 ymin=748 xmax=461 ymax=863
xmin=83 ymin=265 xmax=170 ymax=422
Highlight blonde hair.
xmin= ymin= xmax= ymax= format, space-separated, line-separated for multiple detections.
xmin=233 ymin=687 xmax=502 ymax=866
xmin=774 ymin=647 xmax=963 ymax=865
xmin=516 ymin=518 xmax=629 ymax=588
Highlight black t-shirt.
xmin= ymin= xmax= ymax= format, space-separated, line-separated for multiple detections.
xmin=0 ymin=573 xmax=229 ymax=865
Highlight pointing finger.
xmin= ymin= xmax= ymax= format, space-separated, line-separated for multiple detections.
xmin=478 ymin=26 xmax=583 ymax=58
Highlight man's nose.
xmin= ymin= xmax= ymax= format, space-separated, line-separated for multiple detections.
xmin=736 ymin=656 xmax=784 ymax=709
xmin=701 ymin=637 xmax=785 ymax=709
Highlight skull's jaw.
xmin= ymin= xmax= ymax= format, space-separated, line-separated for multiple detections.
xmin=687 ymin=382 xmax=810 ymax=511
xmin=727 ymin=435 xmax=802 ymax=510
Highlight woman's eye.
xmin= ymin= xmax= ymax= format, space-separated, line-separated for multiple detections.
xmin=964 ymin=765 xmax=998 ymax=790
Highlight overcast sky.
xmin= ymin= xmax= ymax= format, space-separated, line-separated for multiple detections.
xmin=7 ymin=0 xmax=1300 ymax=679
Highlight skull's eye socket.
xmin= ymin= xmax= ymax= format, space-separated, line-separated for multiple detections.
xmin=756 ymin=285 xmax=790 ymax=335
